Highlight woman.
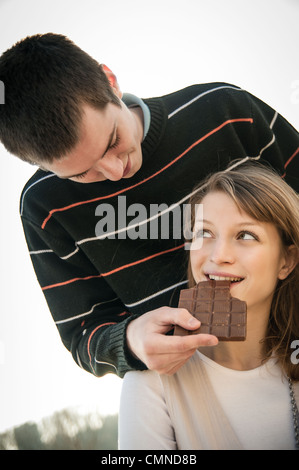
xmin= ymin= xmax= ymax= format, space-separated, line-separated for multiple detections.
xmin=119 ymin=162 xmax=299 ymax=450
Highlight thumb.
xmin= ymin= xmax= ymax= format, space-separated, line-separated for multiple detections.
xmin=174 ymin=309 xmax=201 ymax=336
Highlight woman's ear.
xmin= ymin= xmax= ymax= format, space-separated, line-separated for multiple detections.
xmin=101 ymin=64 xmax=123 ymax=99
xmin=278 ymin=245 xmax=298 ymax=280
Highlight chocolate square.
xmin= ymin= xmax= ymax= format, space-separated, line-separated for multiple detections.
xmin=174 ymin=280 xmax=247 ymax=341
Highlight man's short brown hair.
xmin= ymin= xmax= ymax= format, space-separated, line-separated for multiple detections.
xmin=0 ymin=33 xmax=121 ymax=164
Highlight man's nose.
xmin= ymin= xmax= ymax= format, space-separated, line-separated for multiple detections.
xmin=94 ymin=155 xmax=124 ymax=181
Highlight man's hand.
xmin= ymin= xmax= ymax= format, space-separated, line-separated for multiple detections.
xmin=126 ymin=307 xmax=218 ymax=375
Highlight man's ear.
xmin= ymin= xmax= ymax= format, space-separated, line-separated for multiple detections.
xmin=278 ymin=245 xmax=298 ymax=280
xmin=101 ymin=64 xmax=123 ymax=99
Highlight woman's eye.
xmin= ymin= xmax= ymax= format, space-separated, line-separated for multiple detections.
xmin=238 ymin=231 xmax=258 ymax=241
xmin=194 ymin=229 xmax=212 ymax=239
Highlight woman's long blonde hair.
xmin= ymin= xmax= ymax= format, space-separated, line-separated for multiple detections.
xmin=187 ymin=162 xmax=299 ymax=381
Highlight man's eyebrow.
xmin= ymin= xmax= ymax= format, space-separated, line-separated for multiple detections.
xmin=54 ymin=123 xmax=117 ymax=180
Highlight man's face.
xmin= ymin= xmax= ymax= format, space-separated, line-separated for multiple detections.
xmin=42 ymin=101 xmax=144 ymax=183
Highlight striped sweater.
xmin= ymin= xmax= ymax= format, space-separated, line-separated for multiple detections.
xmin=20 ymin=83 xmax=299 ymax=378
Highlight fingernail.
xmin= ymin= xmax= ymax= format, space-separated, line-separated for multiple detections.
xmin=188 ymin=317 xmax=200 ymax=327
xmin=208 ymin=337 xmax=218 ymax=345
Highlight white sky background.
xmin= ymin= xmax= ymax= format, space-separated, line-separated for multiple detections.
xmin=0 ymin=0 xmax=298 ymax=433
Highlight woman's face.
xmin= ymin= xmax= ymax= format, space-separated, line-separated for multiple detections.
xmin=190 ymin=191 xmax=289 ymax=315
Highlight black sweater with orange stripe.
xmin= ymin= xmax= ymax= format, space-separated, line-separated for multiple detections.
xmin=20 ymin=84 xmax=299 ymax=378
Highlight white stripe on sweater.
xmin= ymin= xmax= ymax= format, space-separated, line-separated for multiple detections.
xmin=168 ymin=85 xmax=243 ymax=119
xmin=54 ymin=280 xmax=188 ymax=325
xmin=125 ymin=280 xmax=188 ymax=308
xmin=29 ymin=249 xmax=54 ymax=255
xmin=20 ymin=173 xmax=56 ymax=216
xmin=55 ymin=298 xmax=118 ymax=324
xmin=270 ymin=111 xmax=278 ymax=129
xmin=94 ymin=359 xmax=117 ymax=370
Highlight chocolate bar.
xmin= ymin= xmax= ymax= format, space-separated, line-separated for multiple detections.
xmin=174 ymin=280 xmax=247 ymax=341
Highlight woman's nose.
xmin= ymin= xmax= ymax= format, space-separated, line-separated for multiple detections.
xmin=210 ymin=238 xmax=235 ymax=265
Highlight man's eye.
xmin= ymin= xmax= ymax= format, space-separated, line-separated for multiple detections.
xmin=109 ymin=134 xmax=120 ymax=150
xmin=75 ymin=171 xmax=88 ymax=180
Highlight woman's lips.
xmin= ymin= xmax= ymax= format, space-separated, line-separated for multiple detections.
xmin=204 ymin=273 xmax=244 ymax=286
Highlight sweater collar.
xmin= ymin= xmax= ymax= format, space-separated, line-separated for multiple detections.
xmin=122 ymin=92 xmax=166 ymax=165
xmin=122 ymin=93 xmax=151 ymax=140
xmin=141 ymin=96 xmax=166 ymax=164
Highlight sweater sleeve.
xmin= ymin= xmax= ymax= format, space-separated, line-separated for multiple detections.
xmin=20 ymin=215 xmax=147 ymax=378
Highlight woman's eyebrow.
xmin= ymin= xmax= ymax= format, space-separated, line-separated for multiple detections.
xmin=197 ymin=219 xmax=260 ymax=227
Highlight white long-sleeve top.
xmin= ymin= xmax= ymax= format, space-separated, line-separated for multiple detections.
xmin=119 ymin=352 xmax=298 ymax=450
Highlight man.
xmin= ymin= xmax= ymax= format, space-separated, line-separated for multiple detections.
xmin=0 ymin=33 xmax=298 ymax=378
